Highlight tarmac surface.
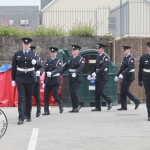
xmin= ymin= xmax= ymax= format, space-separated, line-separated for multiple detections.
xmin=0 ymin=104 xmax=150 ymax=150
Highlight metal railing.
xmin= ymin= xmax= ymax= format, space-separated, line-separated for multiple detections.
xmin=41 ymin=7 xmax=110 ymax=35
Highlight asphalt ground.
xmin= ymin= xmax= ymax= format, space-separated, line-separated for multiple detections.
xmin=0 ymin=104 xmax=150 ymax=150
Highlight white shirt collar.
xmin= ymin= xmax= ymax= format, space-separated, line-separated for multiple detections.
xmin=23 ymin=49 xmax=30 ymax=54
xmin=51 ymin=57 xmax=56 ymax=60
xmin=73 ymin=55 xmax=78 ymax=58
xmin=99 ymin=52 xmax=104 ymax=56
xmin=125 ymin=53 xmax=131 ymax=57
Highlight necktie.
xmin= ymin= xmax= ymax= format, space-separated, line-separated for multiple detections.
xmin=25 ymin=52 xmax=27 ymax=55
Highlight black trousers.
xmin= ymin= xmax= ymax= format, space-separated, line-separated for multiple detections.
xmin=17 ymin=82 xmax=34 ymax=121
xmin=44 ymin=84 xmax=63 ymax=113
xmin=120 ymin=79 xmax=140 ymax=109
xmin=143 ymin=79 xmax=150 ymax=118
xmin=33 ymin=83 xmax=41 ymax=113
xmin=69 ymin=82 xmax=81 ymax=109
xmin=95 ymin=80 xmax=113 ymax=109
xmin=24 ymin=83 xmax=41 ymax=116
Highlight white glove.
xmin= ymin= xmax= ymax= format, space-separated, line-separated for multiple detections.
xmin=92 ymin=72 xmax=96 ymax=77
xmin=114 ymin=76 xmax=119 ymax=81
xmin=12 ymin=81 xmax=16 ymax=87
xmin=72 ymin=73 xmax=76 ymax=78
xmin=47 ymin=72 xmax=52 ymax=77
xmin=119 ymin=74 xmax=123 ymax=78
xmin=42 ymin=84 xmax=45 ymax=89
xmin=31 ymin=59 xmax=36 ymax=65
xmin=87 ymin=75 xmax=92 ymax=80
xmin=36 ymin=71 xmax=40 ymax=76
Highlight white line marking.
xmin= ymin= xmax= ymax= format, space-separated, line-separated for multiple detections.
xmin=27 ymin=128 xmax=38 ymax=150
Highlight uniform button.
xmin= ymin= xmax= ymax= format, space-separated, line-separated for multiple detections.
xmin=25 ymin=72 xmax=26 ymax=73
xmin=25 ymin=57 xmax=26 ymax=59
xmin=25 ymin=67 xmax=26 ymax=68
xmin=25 ymin=62 xmax=26 ymax=63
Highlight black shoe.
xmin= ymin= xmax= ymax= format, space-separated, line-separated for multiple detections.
xmin=17 ymin=120 xmax=24 ymax=125
xmin=68 ymin=109 xmax=75 ymax=113
xmin=91 ymin=108 xmax=101 ymax=111
xmin=36 ymin=110 xmax=41 ymax=117
xmin=117 ymin=108 xmax=127 ymax=111
xmin=74 ymin=105 xmax=81 ymax=112
xmin=42 ymin=112 xmax=50 ymax=115
xmin=135 ymin=103 xmax=140 ymax=110
xmin=59 ymin=107 xmax=64 ymax=114
xmin=148 ymin=117 xmax=150 ymax=121
xmin=26 ymin=118 xmax=31 ymax=122
xmin=108 ymin=102 xmax=113 ymax=110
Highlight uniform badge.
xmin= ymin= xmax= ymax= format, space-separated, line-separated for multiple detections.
xmin=100 ymin=60 xmax=102 ymax=64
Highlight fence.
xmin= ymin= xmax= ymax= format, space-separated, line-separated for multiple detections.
xmin=109 ymin=0 xmax=150 ymax=38
xmin=41 ymin=7 xmax=110 ymax=35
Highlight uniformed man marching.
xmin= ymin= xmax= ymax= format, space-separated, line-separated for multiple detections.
xmin=61 ymin=45 xmax=85 ymax=113
xmin=42 ymin=47 xmax=63 ymax=115
xmin=30 ymin=46 xmax=44 ymax=117
xmin=138 ymin=42 xmax=150 ymax=121
xmin=87 ymin=43 xmax=113 ymax=111
xmin=114 ymin=46 xmax=140 ymax=111
xmin=11 ymin=38 xmax=39 ymax=125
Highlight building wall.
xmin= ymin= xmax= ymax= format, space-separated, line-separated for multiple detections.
xmin=0 ymin=6 xmax=39 ymax=30
xmin=109 ymin=0 xmax=150 ymax=38
xmin=42 ymin=0 xmax=111 ymax=35
xmin=114 ymin=37 xmax=150 ymax=103
xmin=129 ymin=0 xmax=150 ymax=36
xmin=43 ymin=0 xmax=120 ymax=9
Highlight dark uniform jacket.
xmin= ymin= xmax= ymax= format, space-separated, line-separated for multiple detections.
xmin=34 ymin=57 xmax=44 ymax=85
xmin=60 ymin=55 xmax=85 ymax=82
xmin=91 ymin=53 xmax=109 ymax=81
xmin=117 ymin=54 xmax=135 ymax=81
xmin=44 ymin=57 xmax=62 ymax=85
xmin=138 ymin=53 xmax=150 ymax=82
xmin=11 ymin=49 xmax=39 ymax=83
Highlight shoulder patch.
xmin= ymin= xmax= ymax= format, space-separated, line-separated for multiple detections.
xmin=130 ymin=60 xmax=134 ymax=63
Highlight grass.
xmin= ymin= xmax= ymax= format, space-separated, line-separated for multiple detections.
xmin=0 ymin=23 xmax=113 ymax=38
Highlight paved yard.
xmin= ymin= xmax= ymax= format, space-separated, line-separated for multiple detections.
xmin=0 ymin=104 xmax=150 ymax=150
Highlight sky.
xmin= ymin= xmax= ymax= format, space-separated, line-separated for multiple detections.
xmin=0 ymin=0 xmax=128 ymax=9
xmin=0 ymin=0 xmax=40 ymax=6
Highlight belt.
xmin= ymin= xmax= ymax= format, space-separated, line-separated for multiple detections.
xmin=129 ymin=69 xmax=135 ymax=72
xmin=143 ymin=69 xmax=150 ymax=73
xmin=48 ymin=73 xmax=60 ymax=77
xmin=69 ymin=69 xmax=76 ymax=72
xmin=17 ymin=67 xmax=34 ymax=72
xmin=53 ymin=73 xmax=60 ymax=77
xmin=96 ymin=68 xmax=108 ymax=71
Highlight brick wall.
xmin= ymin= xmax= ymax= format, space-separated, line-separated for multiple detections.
xmin=114 ymin=37 xmax=150 ymax=103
